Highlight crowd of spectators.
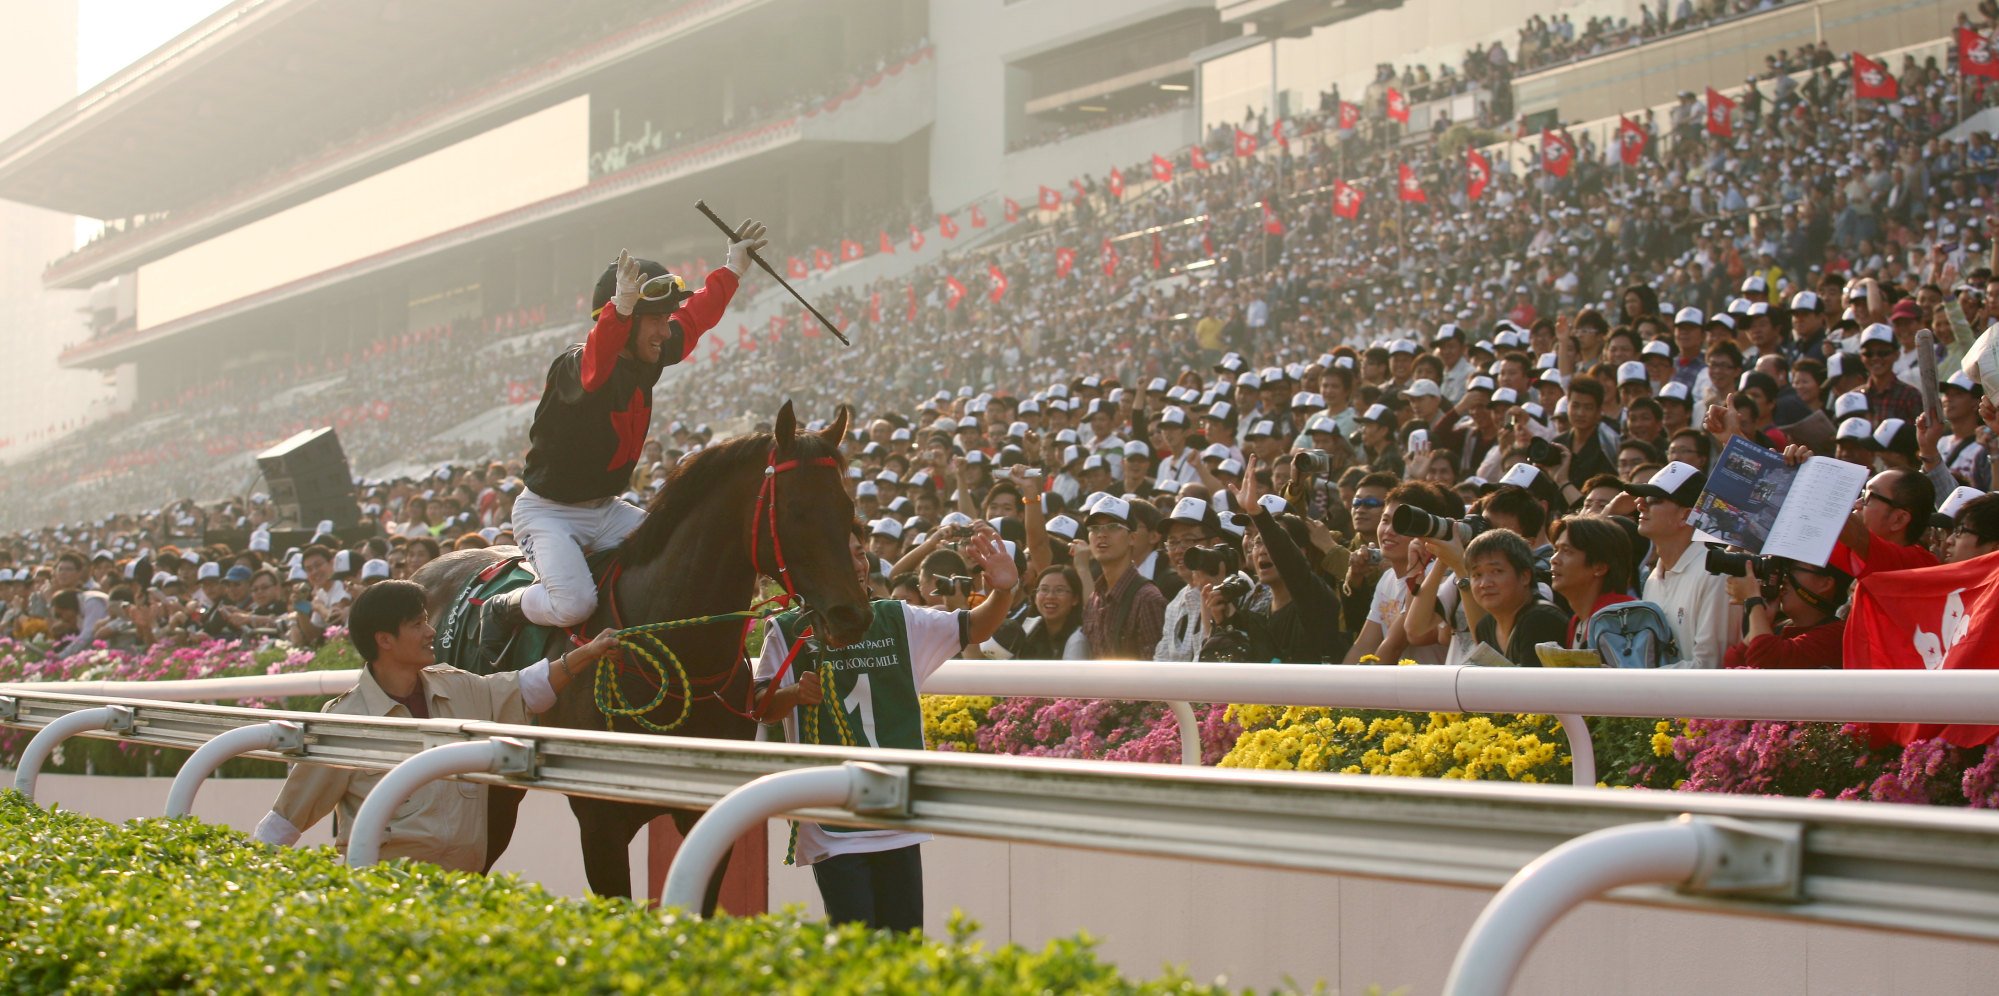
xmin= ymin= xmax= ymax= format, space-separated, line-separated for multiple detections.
xmin=9 ymin=10 xmax=1999 ymax=675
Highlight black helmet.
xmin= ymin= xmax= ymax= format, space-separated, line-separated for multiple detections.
xmin=590 ymin=256 xmax=688 ymax=319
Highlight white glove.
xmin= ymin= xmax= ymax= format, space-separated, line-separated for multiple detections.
xmin=723 ymin=220 xmax=770 ymax=276
xmin=609 ymin=249 xmax=642 ymax=317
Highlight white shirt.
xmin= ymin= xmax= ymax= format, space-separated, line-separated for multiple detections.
xmin=753 ymin=602 xmax=962 ymax=864
xmin=1642 ymin=540 xmax=1739 ymax=669
xmin=1154 ymin=583 xmax=1206 ymax=661
xmin=1155 ymin=449 xmax=1200 ymax=492
xmin=1368 ymin=569 xmax=1445 ymax=665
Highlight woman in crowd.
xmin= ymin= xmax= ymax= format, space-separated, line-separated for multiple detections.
xmin=988 ymin=564 xmax=1088 ymax=660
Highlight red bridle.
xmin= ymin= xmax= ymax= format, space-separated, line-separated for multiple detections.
xmin=742 ymin=445 xmax=843 ymax=719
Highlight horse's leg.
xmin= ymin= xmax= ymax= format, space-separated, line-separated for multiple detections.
xmin=481 ymin=785 xmax=527 ymax=873
xmin=570 ymin=796 xmax=661 ymax=899
xmin=670 ymin=807 xmax=734 ymax=917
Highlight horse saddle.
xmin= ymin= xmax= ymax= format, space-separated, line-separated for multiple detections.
xmin=433 ymin=550 xmax=619 ymax=676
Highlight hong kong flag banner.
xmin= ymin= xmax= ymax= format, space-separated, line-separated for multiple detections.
xmin=1960 ymin=27 xmax=1999 ymax=79
xmin=1705 ymin=87 xmax=1735 ymax=137
xmin=1852 ymin=51 xmax=1898 ymax=100
xmin=1844 ymin=548 xmax=1999 ymax=746
xmin=1337 ymin=101 xmax=1360 ymax=130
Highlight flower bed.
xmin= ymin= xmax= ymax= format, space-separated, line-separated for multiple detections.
xmin=0 ymin=794 xmax=1243 ymax=993
xmin=0 ymin=635 xmax=358 ymax=778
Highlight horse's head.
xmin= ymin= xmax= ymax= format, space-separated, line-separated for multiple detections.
xmin=763 ymin=401 xmax=871 ymax=647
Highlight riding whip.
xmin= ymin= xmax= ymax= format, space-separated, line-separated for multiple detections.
xmin=694 ymin=200 xmax=851 ymax=346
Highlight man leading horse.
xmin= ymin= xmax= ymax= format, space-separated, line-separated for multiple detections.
xmin=487 ymin=220 xmax=769 ymax=644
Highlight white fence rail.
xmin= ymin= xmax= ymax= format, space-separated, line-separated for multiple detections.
xmin=6 ymin=680 xmax=1999 ymax=994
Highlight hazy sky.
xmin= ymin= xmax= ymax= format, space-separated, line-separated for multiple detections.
xmin=77 ymin=0 xmax=233 ymax=93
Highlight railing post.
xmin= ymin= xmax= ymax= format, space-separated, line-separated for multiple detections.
xmin=164 ymin=720 xmax=303 ymax=818
xmin=661 ymin=761 xmax=910 ymax=915
xmin=1443 ymin=815 xmax=1800 ymax=996
xmin=1167 ymin=701 xmax=1201 ymax=766
xmin=1553 ymin=713 xmax=1594 ymax=786
xmin=12 ymin=705 xmax=134 ymax=802
xmin=345 ymin=737 xmax=535 ymax=867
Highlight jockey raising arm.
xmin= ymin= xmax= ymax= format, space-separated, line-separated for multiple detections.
xmin=489 ymin=221 xmax=768 ymax=634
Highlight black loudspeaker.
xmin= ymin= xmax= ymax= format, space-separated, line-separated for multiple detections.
xmin=256 ymin=427 xmax=360 ymax=530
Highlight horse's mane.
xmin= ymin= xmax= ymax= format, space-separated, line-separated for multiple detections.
xmin=616 ymin=428 xmax=842 ymax=566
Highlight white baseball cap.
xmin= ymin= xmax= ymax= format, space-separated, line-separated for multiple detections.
xmin=1617 ymin=360 xmax=1647 ymax=385
xmin=1835 ymin=416 xmax=1874 ymax=442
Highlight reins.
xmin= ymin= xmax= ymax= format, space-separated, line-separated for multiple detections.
xmin=590 ymin=443 xmax=843 ymax=734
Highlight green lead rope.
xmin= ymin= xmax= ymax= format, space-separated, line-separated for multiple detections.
xmin=593 ymin=611 xmax=760 ymax=734
xmin=786 ymin=657 xmax=858 ymax=866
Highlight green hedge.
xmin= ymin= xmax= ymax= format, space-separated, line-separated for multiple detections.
xmin=0 ymin=793 xmax=1250 ymax=994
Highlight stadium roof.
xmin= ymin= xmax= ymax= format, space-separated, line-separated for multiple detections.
xmin=0 ymin=0 xmax=657 ymax=219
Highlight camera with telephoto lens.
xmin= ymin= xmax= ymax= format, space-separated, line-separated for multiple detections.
xmin=1390 ymin=504 xmax=1492 ymax=544
xmin=1293 ymin=449 xmax=1333 ymax=478
xmin=1527 ymin=437 xmax=1557 ymax=466
xmin=1702 ymin=546 xmax=1785 ymax=601
xmin=1183 ymin=543 xmax=1238 ymax=577
xmin=931 ymin=574 xmax=977 ymax=598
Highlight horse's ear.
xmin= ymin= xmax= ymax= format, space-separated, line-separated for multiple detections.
xmin=774 ymin=400 xmax=797 ymax=452
xmin=821 ymin=405 xmax=851 ymax=451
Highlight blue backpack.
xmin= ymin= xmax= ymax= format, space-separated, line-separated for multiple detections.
xmin=1580 ymin=600 xmax=1679 ymax=669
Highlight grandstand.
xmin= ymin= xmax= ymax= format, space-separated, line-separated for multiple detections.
xmin=0 ymin=0 xmax=1976 ymax=535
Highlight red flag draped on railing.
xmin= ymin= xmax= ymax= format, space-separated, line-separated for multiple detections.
xmin=787 ymin=257 xmax=809 ymax=279
xmin=1233 ymin=128 xmax=1258 ymax=158
xmin=944 ymin=275 xmax=966 ymax=309
xmin=969 ymin=205 xmax=987 ymax=229
xmin=908 ymin=223 xmax=926 ymax=251
xmin=1055 ymin=246 xmax=1076 ymax=278
xmin=1386 ymin=88 xmax=1409 ymax=123
xmin=1960 ymin=27 xmax=1999 ymax=78
xmin=1151 ymin=153 xmax=1174 ymax=183
xmin=1038 ymin=185 xmax=1062 ymax=211
xmin=1332 ymin=180 xmax=1362 ymax=219
xmin=812 ymin=247 xmax=834 ymax=271
xmin=1338 ymin=101 xmax=1360 ymax=130
xmin=1617 ymin=116 xmax=1649 ymax=166
xmin=1466 ymin=148 xmax=1492 ymax=201
xmin=769 ymin=313 xmax=788 ymax=341
xmin=1844 ymin=549 xmax=1999 ymax=746
xmin=840 ymin=239 xmax=864 ymax=262
xmin=938 ymin=213 xmax=960 ymax=239
xmin=1190 ymin=145 xmax=1210 ymax=170
xmin=879 ymin=230 xmax=896 ymax=255
xmin=1004 ymin=196 xmax=1021 ymax=222
xmin=1108 ymin=167 xmax=1126 ymax=199
xmin=1852 ymin=51 xmax=1898 ymax=100
xmin=988 ymin=264 xmax=1008 ymax=301
xmin=1397 ymin=163 xmax=1427 ymax=203
xmin=1705 ymin=87 xmax=1736 ymax=137
xmin=1541 ymin=129 xmax=1576 ymax=178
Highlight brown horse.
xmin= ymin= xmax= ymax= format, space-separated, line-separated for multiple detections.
xmin=413 ymin=401 xmax=869 ymax=909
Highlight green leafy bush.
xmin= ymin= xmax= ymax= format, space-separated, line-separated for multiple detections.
xmin=0 ymin=793 xmax=1250 ymax=994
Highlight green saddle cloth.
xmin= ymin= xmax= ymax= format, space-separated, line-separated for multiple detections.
xmin=432 ymin=550 xmax=619 ymax=675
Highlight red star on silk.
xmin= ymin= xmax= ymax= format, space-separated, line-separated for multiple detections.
xmin=606 ymin=386 xmax=651 ymax=470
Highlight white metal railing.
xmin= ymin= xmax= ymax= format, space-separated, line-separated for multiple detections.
xmin=7 ymin=685 xmax=1999 ymax=991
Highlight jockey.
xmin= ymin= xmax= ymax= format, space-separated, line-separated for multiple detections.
xmin=485 ymin=220 xmax=768 ymax=637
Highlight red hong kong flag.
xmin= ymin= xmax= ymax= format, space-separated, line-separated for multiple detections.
xmin=1466 ymin=148 xmax=1492 ymax=201
xmin=1038 ymin=185 xmax=1062 ymax=211
xmin=1960 ymin=27 xmax=1999 ymax=79
xmin=908 ymin=223 xmax=926 ymax=251
xmin=787 ymin=256 xmax=809 ymax=279
xmin=1617 ymin=116 xmax=1649 ymax=166
xmin=944 ymin=275 xmax=967 ymax=310
xmin=1151 ymin=153 xmax=1174 ymax=183
xmin=1273 ymin=119 xmax=1289 ymax=150
xmin=938 ymin=213 xmax=960 ymax=239
xmin=969 ymin=204 xmax=987 ymax=228
xmin=1331 ymin=180 xmax=1363 ymax=220
xmin=1853 ymin=51 xmax=1898 ymax=100
xmin=1386 ymin=87 xmax=1409 ymax=123
xmin=987 ymin=264 xmax=1008 ymax=302
xmin=879 ymin=229 xmax=896 ymax=255
xmin=769 ymin=314 xmax=788 ymax=341
xmin=1004 ymin=196 xmax=1021 ymax=222
xmin=1055 ymin=246 xmax=1076 ymax=279
xmin=1109 ymin=167 xmax=1127 ymax=199
xmin=905 ymin=284 xmax=918 ymax=321
xmin=1705 ymin=87 xmax=1735 ymax=137
xmin=840 ymin=238 xmax=864 ymax=262
xmin=1101 ymin=238 xmax=1120 ymax=277
xmin=1150 ymin=231 xmax=1164 ymax=270
xmin=1541 ymin=129 xmax=1576 ymax=178
xmin=1190 ymin=144 xmax=1210 ymax=171
xmin=737 ymin=327 xmax=758 ymax=352
xmin=1844 ymin=548 xmax=1999 ymax=746
xmin=1397 ymin=163 xmax=1427 ymax=203
xmin=1233 ymin=128 xmax=1258 ymax=158
xmin=1260 ymin=200 xmax=1284 ymax=235
xmin=1338 ymin=101 xmax=1360 ymax=130
xmin=869 ymin=291 xmax=882 ymax=323
xmin=1071 ymin=177 xmax=1088 ymax=201
xmin=812 ymin=247 xmax=835 ymax=271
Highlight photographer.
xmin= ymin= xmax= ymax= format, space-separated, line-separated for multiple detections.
xmin=1721 ymin=558 xmax=1850 ymax=669
xmin=1193 ymin=541 xmax=1267 ymax=663
xmin=1345 ymin=479 xmax=1460 ymax=664
xmin=1156 ymin=496 xmax=1225 ymax=661
xmin=1223 ymin=455 xmax=1346 ymax=663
